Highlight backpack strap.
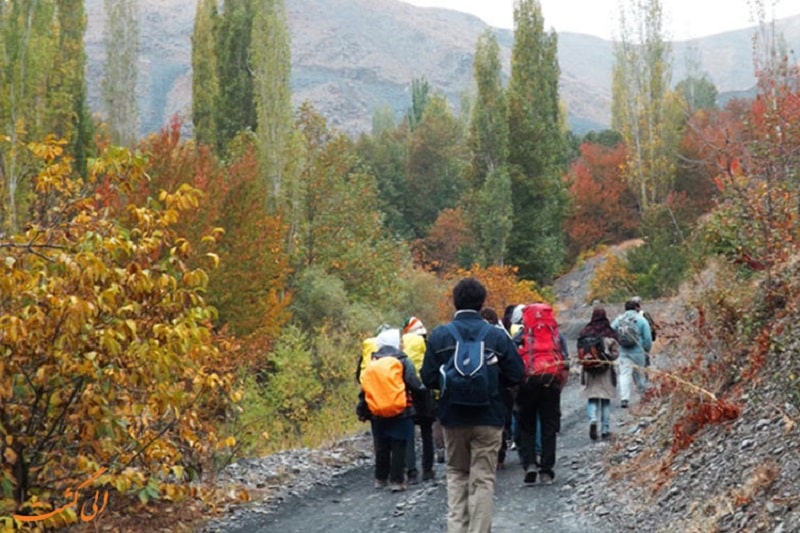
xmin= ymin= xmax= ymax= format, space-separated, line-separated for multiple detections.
xmin=445 ymin=321 xmax=491 ymax=347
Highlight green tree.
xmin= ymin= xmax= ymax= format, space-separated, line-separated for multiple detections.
xmin=467 ymin=30 xmax=512 ymax=266
xmin=47 ymin=0 xmax=93 ymax=177
xmin=405 ymin=93 xmax=467 ymax=239
xmin=355 ymin=122 xmax=412 ymax=239
xmin=294 ymin=104 xmax=402 ymax=301
xmin=611 ymin=0 xmax=678 ymax=209
xmin=252 ymin=0 xmax=293 ymax=214
xmin=0 ymin=0 xmax=58 ymax=231
xmin=215 ymin=0 xmax=256 ymax=153
xmin=406 ymin=77 xmax=430 ymax=132
xmin=506 ymin=0 xmax=568 ymax=283
xmin=675 ymin=75 xmax=718 ymax=113
xmin=191 ymin=0 xmax=220 ymax=148
xmin=102 ymin=0 xmax=139 ymax=146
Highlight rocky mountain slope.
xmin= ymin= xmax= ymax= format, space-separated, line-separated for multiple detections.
xmin=83 ymin=0 xmax=800 ymax=137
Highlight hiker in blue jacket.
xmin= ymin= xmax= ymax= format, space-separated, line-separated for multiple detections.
xmin=611 ymin=299 xmax=652 ymax=408
xmin=421 ymin=277 xmax=523 ymax=533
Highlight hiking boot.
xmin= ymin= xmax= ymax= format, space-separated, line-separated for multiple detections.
xmin=601 ymin=432 xmax=613 ymax=440
xmin=436 ymin=448 xmax=445 ymax=463
xmin=523 ymin=471 xmax=537 ymax=484
xmin=422 ymin=469 xmax=435 ymax=481
xmin=539 ymin=470 xmax=555 ymax=485
xmin=374 ymin=479 xmax=388 ymax=489
xmin=621 ymin=400 xmax=629 ymax=408
xmin=589 ymin=422 xmax=598 ymax=441
xmin=407 ymin=472 xmax=419 ymax=485
xmin=390 ymin=482 xmax=407 ymax=492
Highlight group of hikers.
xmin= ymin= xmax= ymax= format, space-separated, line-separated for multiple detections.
xmin=355 ymin=277 xmax=656 ymax=533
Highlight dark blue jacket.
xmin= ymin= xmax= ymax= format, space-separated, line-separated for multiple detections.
xmin=421 ymin=310 xmax=524 ymax=428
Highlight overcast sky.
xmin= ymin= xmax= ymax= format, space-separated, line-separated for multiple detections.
xmin=399 ymin=0 xmax=800 ymax=40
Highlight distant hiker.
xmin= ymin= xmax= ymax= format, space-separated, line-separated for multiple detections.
xmin=577 ymin=306 xmax=620 ymax=440
xmin=480 ymin=307 xmax=514 ymax=470
xmin=630 ymin=295 xmax=657 ymax=370
xmin=421 ymin=278 xmax=524 ymax=533
xmin=513 ymin=303 xmax=569 ymax=486
xmin=402 ymin=316 xmax=436 ymax=483
xmin=611 ymin=300 xmax=652 ymax=408
xmin=357 ymin=328 xmax=426 ymax=492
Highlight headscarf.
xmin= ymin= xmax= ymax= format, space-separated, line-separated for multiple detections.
xmin=579 ymin=306 xmax=617 ymax=339
xmin=376 ymin=328 xmax=401 ymax=350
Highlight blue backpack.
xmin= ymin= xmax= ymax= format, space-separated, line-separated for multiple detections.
xmin=439 ymin=323 xmax=494 ymax=406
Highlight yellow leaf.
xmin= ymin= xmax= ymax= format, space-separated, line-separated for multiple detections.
xmin=206 ymin=253 xmax=220 ymax=269
xmin=4 ymin=447 xmax=17 ymax=464
xmin=224 ymin=436 xmax=236 ymax=448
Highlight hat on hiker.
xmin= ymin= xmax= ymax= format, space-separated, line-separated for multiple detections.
xmin=511 ymin=304 xmax=525 ymax=325
xmin=403 ymin=316 xmax=427 ymax=336
xmin=376 ymin=328 xmax=401 ymax=351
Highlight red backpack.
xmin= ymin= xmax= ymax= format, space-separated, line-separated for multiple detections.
xmin=518 ymin=303 xmax=566 ymax=383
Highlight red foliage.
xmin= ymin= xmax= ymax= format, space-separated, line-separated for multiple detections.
xmin=565 ymin=142 xmax=639 ymax=258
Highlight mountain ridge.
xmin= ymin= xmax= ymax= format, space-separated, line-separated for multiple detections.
xmin=83 ymin=0 xmax=800 ymax=137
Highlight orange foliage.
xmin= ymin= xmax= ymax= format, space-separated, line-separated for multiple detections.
xmin=412 ymin=208 xmax=476 ymax=273
xmin=435 ymin=265 xmax=547 ymax=324
xmin=565 ymin=142 xmax=639 ymax=259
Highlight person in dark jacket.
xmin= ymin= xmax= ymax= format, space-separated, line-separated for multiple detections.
xmin=357 ymin=328 xmax=426 ymax=492
xmin=421 ymin=278 xmax=524 ymax=533
xmin=578 ymin=306 xmax=620 ymax=440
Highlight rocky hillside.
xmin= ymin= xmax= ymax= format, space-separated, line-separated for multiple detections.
xmin=83 ymin=0 xmax=800 ymax=137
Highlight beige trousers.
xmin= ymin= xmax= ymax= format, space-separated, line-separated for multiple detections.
xmin=443 ymin=425 xmax=504 ymax=533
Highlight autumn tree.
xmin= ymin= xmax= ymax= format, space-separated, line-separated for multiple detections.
xmin=102 ymin=0 xmax=139 ymax=146
xmin=565 ymin=141 xmax=639 ymax=258
xmin=191 ymin=0 xmax=220 ymax=148
xmin=506 ymin=0 xmax=568 ymax=283
xmin=467 ymin=30 xmax=512 ymax=266
xmin=412 ymin=207 xmax=476 ymax=273
xmin=1 ymin=137 xmax=237 ymax=527
xmin=611 ymin=0 xmax=680 ymax=209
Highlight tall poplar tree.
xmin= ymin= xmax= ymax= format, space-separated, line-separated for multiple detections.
xmin=0 ymin=0 xmax=57 ymax=231
xmin=467 ymin=30 xmax=512 ymax=266
xmin=251 ymin=0 xmax=293 ymax=214
xmin=46 ymin=0 xmax=93 ymax=177
xmin=191 ymin=0 xmax=220 ymax=149
xmin=506 ymin=0 xmax=568 ymax=283
xmin=102 ymin=0 xmax=139 ymax=147
xmin=215 ymin=0 xmax=256 ymax=153
xmin=611 ymin=0 xmax=676 ymax=209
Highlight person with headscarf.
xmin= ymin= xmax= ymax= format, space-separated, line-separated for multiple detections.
xmin=578 ymin=306 xmax=620 ymax=440
xmin=356 ymin=328 xmax=426 ymax=492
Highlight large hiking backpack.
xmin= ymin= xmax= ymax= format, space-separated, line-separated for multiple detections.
xmin=518 ymin=303 xmax=565 ymax=380
xmin=440 ymin=322 xmax=493 ymax=407
xmin=616 ymin=313 xmax=639 ymax=348
xmin=361 ymin=355 xmax=408 ymax=418
xmin=577 ymin=334 xmax=607 ymax=374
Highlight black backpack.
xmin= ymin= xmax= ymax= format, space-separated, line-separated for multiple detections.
xmin=577 ymin=335 xmax=608 ymax=374
xmin=440 ymin=323 xmax=494 ymax=407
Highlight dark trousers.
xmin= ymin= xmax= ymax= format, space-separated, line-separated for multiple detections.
xmin=516 ymin=378 xmax=561 ymax=473
xmin=375 ymin=437 xmax=407 ymax=484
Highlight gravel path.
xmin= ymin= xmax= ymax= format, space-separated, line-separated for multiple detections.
xmin=199 ymin=317 xmax=646 ymax=533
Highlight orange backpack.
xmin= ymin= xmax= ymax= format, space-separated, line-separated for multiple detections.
xmin=361 ymin=356 xmax=408 ymax=418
